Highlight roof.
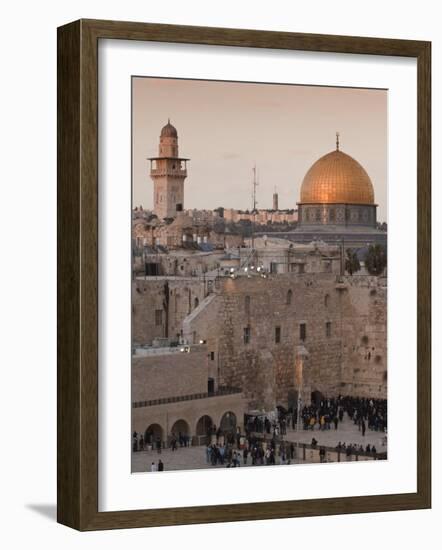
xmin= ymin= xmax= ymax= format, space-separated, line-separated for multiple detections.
xmin=160 ymin=120 xmax=178 ymax=138
xmin=300 ymin=149 xmax=375 ymax=205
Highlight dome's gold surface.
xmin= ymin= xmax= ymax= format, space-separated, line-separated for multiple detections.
xmin=300 ymin=150 xmax=375 ymax=205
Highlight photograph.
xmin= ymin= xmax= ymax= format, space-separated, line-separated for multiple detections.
xmin=130 ymin=77 xmax=388 ymax=474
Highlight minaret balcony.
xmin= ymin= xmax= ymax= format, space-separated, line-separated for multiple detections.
xmin=150 ymin=168 xmax=187 ymax=177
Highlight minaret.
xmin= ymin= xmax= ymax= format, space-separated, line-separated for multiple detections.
xmin=273 ymin=187 xmax=279 ymax=211
xmin=148 ymin=120 xmax=189 ymax=220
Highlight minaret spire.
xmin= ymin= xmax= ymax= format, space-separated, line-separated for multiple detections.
xmin=336 ymin=131 xmax=340 ymax=151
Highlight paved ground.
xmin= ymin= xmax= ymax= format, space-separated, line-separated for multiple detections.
xmin=132 ymin=416 xmax=387 ymax=473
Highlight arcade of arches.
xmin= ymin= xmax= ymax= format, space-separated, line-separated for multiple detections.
xmin=133 ymin=392 xmax=245 ymax=446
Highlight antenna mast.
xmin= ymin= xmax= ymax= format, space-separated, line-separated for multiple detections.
xmin=251 ymin=165 xmax=259 ymax=252
xmin=252 ymin=164 xmax=259 ymax=212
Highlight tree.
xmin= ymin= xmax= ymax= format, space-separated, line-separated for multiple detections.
xmin=345 ymin=248 xmax=361 ymax=275
xmin=364 ymin=244 xmax=387 ymax=276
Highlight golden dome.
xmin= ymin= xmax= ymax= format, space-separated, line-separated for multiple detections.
xmin=300 ymin=149 xmax=375 ymax=205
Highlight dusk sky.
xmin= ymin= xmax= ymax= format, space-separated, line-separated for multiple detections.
xmin=133 ymin=77 xmax=388 ymax=222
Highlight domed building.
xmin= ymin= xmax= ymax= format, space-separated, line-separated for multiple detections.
xmin=292 ymin=134 xmax=386 ymax=247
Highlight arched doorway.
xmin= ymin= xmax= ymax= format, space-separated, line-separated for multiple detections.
xmin=311 ymin=390 xmax=324 ymax=406
xmin=171 ymin=419 xmax=191 ymax=446
xmin=196 ymin=415 xmax=213 ymax=436
xmin=144 ymin=424 xmax=163 ymax=447
xmin=220 ymin=411 xmax=237 ymax=435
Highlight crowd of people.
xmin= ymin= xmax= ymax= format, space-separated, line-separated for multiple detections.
xmin=133 ymin=394 xmax=387 ymax=471
xmin=205 ymin=435 xmax=298 ymax=468
xmin=132 ymin=430 xmax=191 ymax=453
xmin=297 ymin=395 xmax=387 ymax=433
xmin=336 ymin=441 xmax=378 ymax=456
xmin=243 ymin=395 xmax=387 ymax=438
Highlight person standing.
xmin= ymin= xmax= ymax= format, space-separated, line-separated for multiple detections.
xmin=150 ymin=462 xmax=157 ymax=472
xmin=158 ymin=459 xmax=164 ymax=472
xmin=361 ymin=419 xmax=366 ymax=437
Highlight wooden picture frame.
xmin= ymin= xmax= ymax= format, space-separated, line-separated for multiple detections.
xmin=57 ymin=19 xmax=431 ymax=530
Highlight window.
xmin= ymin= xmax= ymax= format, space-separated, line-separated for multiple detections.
xmin=210 ymin=351 xmax=215 ymax=361
xmin=300 ymin=323 xmax=306 ymax=341
xmin=326 ymin=321 xmax=331 ymax=337
xmin=286 ymin=289 xmax=292 ymax=305
xmin=243 ymin=326 xmax=251 ymax=344
xmin=324 ymin=294 xmax=330 ymax=307
xmin=155 ymin=309 xmax=163 ymax=326
xmin=275 ymin=326 xmax=281 ymax=344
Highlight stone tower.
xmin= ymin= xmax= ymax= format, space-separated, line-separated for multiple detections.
xmin=148 ymin=120 xmax=189 ymax=220
xmin=272 ymin=190 xmax=279 ymax=210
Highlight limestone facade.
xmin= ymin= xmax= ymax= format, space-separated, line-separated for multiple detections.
xmin=131 ymin=343 xmax=247 ymax=444
xmin=182 ymin=273 xmax=387 ymax=408
xmin=148 ymin=122 xmax=189 ymax=220
xmin=132 ymin=278 xmax=210 ymax=345
xmin=132 ymin=271 xmax=387 ymax=444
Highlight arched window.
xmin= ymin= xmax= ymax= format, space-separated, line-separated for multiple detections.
xmin=286 ymin=289 xmax=293 ymax=305
xmin=194 ymin=297 xmax=199 ymax=309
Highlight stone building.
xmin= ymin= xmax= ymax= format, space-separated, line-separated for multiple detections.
xmin=133 ymin=277 xmax=214 ymax=346
xmin=224 ymin=207 xmax=298 ymax=225
xmin=132 ymin=344 xmax=247 ymax=446
xmin=240 ymin=237 xmax=342 ymax=275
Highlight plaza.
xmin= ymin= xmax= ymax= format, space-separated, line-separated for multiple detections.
xmin=132 ymin=415 xmax=387 ymax=473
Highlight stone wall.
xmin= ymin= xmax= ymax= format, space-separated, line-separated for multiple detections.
xmin=132 ymin=278 xmax=209 ymax=345
xmin=132 ymin=346 xmax=209 ymax=403
xmin=133 ymin=271 xmax=387 ymax=417
xmin=339 ymin=276 xmax=387 ymax=398
xmin=183 ymin=272 xmax=387 ymax=408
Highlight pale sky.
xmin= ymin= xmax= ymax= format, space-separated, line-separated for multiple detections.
xmin=133 ymin=77 xmax=387 ymax=222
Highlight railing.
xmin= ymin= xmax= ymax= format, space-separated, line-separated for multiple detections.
xmin=150 ymin=169 xmax=187 ymax=177
xmin=132 ymin=386 xmax=242 ymax=409
xmin=298 ymin=442 xmax=387 ymax=462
